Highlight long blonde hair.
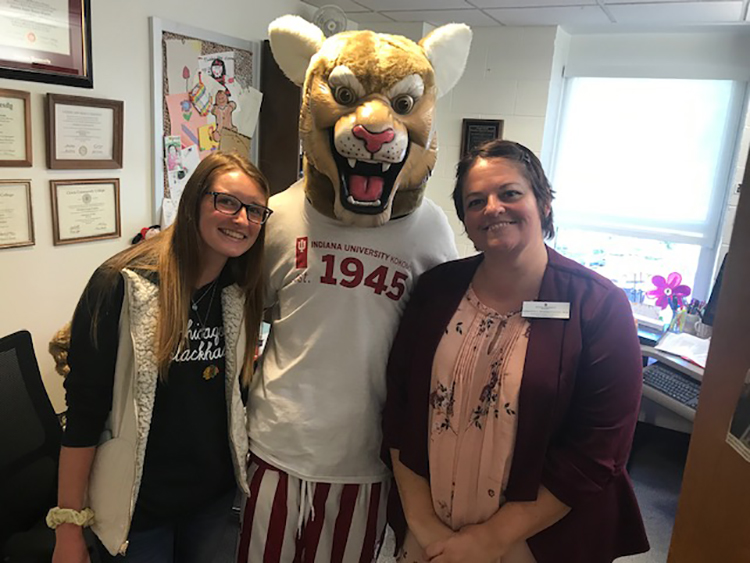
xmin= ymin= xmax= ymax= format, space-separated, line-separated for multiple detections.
xmin=93 ymin=151 xmax=269 ymax=384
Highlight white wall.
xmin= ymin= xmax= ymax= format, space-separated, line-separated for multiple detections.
xmin=425 ymin=27 xmax=559 ymax=255
xmin=364 ymin=22 xmax=430 ymax=43
xmin=0 ymin=0 xmax=312 ymax=412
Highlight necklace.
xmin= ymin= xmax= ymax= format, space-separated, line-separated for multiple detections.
xmin=191 ymin=280 xmax=218 ymax=326
xmin=191 ymin=279 xmax=217 ymax=311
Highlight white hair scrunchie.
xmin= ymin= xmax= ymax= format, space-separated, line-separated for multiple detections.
xmin=46 ymin=507 xmax=95 ymax=529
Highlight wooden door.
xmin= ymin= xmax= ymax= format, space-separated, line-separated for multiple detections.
xmin=668 ymin=146 xmax=750 ymax=561
xmin=258 ymin=39 xmax=302 ymax=195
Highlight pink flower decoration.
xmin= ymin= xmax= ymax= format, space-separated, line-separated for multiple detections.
xmin=647 ymin=272 xmax=691 ymax=309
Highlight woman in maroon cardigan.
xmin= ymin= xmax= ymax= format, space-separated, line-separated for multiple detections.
xmin=383 ymin=140 xmax=648 ymax=562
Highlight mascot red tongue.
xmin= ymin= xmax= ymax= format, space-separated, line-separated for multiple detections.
xmin=239 ymin=15 xmax=471 ymax=562
xmin=350 ymin=174 xmax=383 ymax=201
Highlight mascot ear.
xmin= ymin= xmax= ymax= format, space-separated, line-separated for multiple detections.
xmin=268 ymin=15 xmax=326 ymax=86
xmin=419 ymin=23 xmax=472 ymax=98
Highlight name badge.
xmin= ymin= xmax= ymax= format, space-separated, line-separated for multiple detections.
xmin=522 ymin=301 xmax=570 ymax=319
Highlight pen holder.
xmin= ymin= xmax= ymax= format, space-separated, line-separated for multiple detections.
xmin=694 ymin=320 xmax=713 ymax=339
xmin=683 ymin=313 xmax=701 ymax=335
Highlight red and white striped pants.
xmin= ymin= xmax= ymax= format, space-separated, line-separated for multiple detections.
xmin=236 ymin=456 xmax=389 ymax=563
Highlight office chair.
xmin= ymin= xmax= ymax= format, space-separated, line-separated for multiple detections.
xmin=0 ymin=330 xmax=102 ymax=563
xmin=0 ymin=330 xmax=63 ymax=562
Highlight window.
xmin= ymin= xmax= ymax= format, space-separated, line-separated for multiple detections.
xmin=554 ymin=229 xmax=701 ymax=304
xmin=550 ymin=77 xmax=745 ymax=300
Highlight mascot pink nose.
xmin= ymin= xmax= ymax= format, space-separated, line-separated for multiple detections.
xmin=352 ymin=125 xmax=395 ymax=154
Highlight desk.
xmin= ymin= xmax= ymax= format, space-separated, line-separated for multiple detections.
xmin=638 ymin=345 xmax=704 ymax=434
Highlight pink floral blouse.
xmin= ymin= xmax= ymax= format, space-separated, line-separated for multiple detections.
xmin=398 ymin=286 xmax=536 ymax=563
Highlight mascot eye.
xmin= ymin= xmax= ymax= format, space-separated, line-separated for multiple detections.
xmin=392 ymin=94 xmax=415 ymax=115
xmin=334 ymin=86 xmax=357 ymax=106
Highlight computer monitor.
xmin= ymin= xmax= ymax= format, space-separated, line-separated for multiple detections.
xmin=702 ymin=252 xmax=727 ymax=327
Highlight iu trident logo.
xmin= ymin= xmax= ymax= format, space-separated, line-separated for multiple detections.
xmin=295 ymin=237 xmax=308 ymax=269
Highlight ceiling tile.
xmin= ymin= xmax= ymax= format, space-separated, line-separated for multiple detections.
xmin=607 ymin=1 xmax=744 ymax=23
xmin=357 ymin=0 xmax=473 ymax=10
xmin=485 ymin=6 xmax=610 ymax=25
xmin=345 ymin=12 xmax=397 ymax=23
xmin=471 ymin=0 xmax=596 ymax=7
xmin=382 ymin=9 xmax=501 ymax=26
xmin=602 ymin=0 xmax=698 ymax=4
xmin=304 ymin=0 xmax=369 ymax=12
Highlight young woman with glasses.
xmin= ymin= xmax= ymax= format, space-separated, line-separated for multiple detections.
xmin=50 ymin=152 xmax=272 ymax=562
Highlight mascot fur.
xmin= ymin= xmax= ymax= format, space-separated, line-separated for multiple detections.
xmin=270 ymin=16 xmax=471 ymax=226
xmin=237 ymin=16 xmax=472 ymax=562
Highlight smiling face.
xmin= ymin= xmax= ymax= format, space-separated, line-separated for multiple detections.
xmin=198 ymin=169 xmax=266 ymax=272
xmin=462 ymin=157 xmax=548 ymax=257
xmin=211 ymin=61 xmax=224 ymax=79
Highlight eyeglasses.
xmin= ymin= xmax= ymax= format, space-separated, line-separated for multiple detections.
xmin=205 ymin=192 xmax=273 ymax=225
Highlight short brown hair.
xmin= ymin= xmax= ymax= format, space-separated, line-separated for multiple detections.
xmin=452 ymin=140 xmax=555 ymax=239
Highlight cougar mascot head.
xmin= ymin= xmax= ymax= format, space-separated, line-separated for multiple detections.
xmin=269 ymin=16 xmax=471 ymax=227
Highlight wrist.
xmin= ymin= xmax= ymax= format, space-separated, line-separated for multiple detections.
xmin=55 ymin=522 xmax=84 ymax=534
xmin=463 ymin=522 xmax=508 ymax=559
xmin=410 ymin=512 xmax=452 ymax=547
xmin=46 ymin=507 xmax=95 ymax=530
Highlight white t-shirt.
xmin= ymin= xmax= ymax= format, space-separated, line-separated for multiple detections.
xmin=248 ymin=181 xmax=458 ymax=483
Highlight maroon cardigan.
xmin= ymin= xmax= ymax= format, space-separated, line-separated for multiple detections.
xmin=382 ymin=247 xmax=649 ymax=563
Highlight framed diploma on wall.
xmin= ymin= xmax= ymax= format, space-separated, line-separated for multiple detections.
xmin=460 ymin=118 xmax=504 ymax=158
xmin=50 ymin=178 xmax=120 ymax=245
xmin=46 ymin=93 xmax=123 ymax=169
xmin=0 ymin=89 xmax=32 ymax=167
xmin=0 ymin=0 xmax=93 ymax=88
xmin=0 ymin=180 xmax=34 ymax=249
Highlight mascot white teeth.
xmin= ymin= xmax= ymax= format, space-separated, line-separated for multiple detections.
xmin=239 ymin=16 xmax=471 ymax=562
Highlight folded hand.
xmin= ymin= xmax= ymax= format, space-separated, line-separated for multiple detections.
xmin=424 ymin=524 xmax=502 ymax=563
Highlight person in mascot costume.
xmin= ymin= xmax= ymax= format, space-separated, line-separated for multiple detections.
xmin=236 ymin=15 xmax=472 ymax=563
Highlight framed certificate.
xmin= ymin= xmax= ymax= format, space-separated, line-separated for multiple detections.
xmin=50 ymin=178 xmax=120 ymax=245
xmin=0 ymin=180 xmax=34 ymax=249
xmin=0 ymin=0 xmax=93 ymax=88
xmin=0 ymin=88 xmax=32 ymax=167
xmin=46 ymin=93 xmax=124 ymax=169
xmin=460 ymin=118 xmax=504 ymax=158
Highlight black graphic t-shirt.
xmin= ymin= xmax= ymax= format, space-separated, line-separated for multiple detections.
xmin=63 ymin=268 xmax=236 ymax=530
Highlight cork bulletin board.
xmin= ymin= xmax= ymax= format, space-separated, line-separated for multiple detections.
xmin=150 ymin=18 xmax=260 ymax=222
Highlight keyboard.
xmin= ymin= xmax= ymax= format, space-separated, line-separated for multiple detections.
xmin=643 ymin=362 xmax=701 ymax=410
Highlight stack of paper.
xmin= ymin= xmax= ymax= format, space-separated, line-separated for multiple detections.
xmin=655 ymin=332 xmax=711 ymax=368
